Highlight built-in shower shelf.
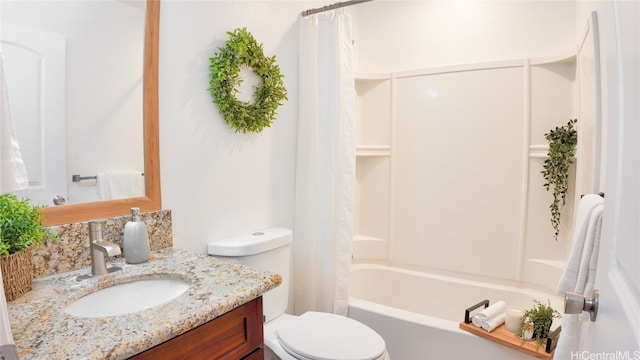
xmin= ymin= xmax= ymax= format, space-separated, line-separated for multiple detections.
xmin=356 ymin=145 xmax=390 ymax=157
xmin=459 ymin=322 xmax=555 ymax=359
xmin=352 ymin=235 xmax=388 ymax=260
xmin=355 ymin=72 xmax=391 ymax=80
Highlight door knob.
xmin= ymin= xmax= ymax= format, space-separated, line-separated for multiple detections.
xmin=53 ymin=195 xmax=66 ymax=205
xmin=564 ymin=289 xmax=599 ymax=321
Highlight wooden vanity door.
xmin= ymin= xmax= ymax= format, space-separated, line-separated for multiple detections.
xmin=132 ymin=296 xmax=264 ymax=360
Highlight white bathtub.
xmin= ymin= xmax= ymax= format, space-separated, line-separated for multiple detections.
xmin=348 ymin=263 xmax=562 ymax=360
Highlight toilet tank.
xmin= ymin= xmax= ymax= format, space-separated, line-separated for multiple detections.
xmin=208 ymin=228 xmax=292 ymax=322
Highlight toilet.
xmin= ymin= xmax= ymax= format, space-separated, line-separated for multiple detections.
xmin=208 ymin=228 xmax=389 ymax=360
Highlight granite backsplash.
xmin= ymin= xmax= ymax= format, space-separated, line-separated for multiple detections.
xmin=32 ymin=210 xmax=173 ymax=278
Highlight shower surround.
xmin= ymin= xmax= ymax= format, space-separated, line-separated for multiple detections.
xmin=354 ymin=55 xmax=577 ymax=292
xmin=350 ymin=1 xmax=589 ymax=293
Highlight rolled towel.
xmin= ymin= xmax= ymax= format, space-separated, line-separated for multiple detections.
xmin=475 ymin=300 xmax=507 ymax=323
xmin=471 ymin=300 xmax=507 ymax=331
xmin=481 ymin=312 xmax=506 ymax=332
xmin=471 ymin=314 xmax=483 ymax=328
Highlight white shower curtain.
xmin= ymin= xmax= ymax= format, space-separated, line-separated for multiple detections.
xmin=294 ymin=11 xmax=355 ymax=316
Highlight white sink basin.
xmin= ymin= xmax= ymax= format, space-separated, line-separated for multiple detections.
xmin=65 ymin=277 xmax=190 ymax=318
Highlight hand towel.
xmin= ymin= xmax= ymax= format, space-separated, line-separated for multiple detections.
xmin=556 ymin=194 xmax=605 ymax=295
xmin=471 ymin=300 xmax=507 ymax=332
xmin=553 ymin=314 xmax=580 ymax=360
xmin=554 ymin=194 xmax=604 ymax=359
xmin=96 ymin=170 xmax=144 ymax=200
xmin=0 ymin=52 xmax=29 ymax=193
xmin=576 ymin=204 xmax=603 ymax=296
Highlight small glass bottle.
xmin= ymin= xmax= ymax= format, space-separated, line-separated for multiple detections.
xmin=123 ymin=207 xmax=150 ymax=264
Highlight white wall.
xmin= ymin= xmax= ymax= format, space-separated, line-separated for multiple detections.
xmin=392 ymin=66 xmax=526 ymax=280
xmin=352 ymin=1 xmax=576 ymax=72
xmin=159 ymin=1 xmax=320 ymax=253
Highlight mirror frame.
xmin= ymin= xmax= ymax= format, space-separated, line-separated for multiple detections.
xmin=41 ymin=0 xmax=161 ymax=226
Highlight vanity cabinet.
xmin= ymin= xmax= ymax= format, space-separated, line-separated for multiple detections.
xmin=131 ymin=297 xmax=264 ymax=360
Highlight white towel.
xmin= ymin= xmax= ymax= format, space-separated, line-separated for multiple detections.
xmin=481 ymin=312 xmax=506 ymax=332
xmin=96 ymin=170 xmax=144 ymax=200
xmin=575 ymin=204 xmax=603 ymax=296
xmin=556 ymin=194 xmax=605 ymax=295
xmin=471 ymin=300 xmax=507 ymax=332
xmin=0 ymin=52 xmax=29 ymax=193
xmin=0 ymin=268 xmax=15 ymax=347
xmin=0 ymin=54 xmax=21 ymax=348
xmin=554 ymin=194 xmax=604 ymax=359
xmin=554 ymin=314 xmax=580 ymax=360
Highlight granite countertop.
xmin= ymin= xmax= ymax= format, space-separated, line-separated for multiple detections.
xmin=7 ymin=248 xmax=282 ymax=360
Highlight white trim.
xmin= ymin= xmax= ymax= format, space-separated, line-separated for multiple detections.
xmin=355 ymin=50 xmax=577 ymax=80
xmin=516 ymin=60 xmax=532 ymax=282
xmin=387 ymin=72 xmax=397 ymax=262
xmin=608 ymin=267 xmax=640 ymax=346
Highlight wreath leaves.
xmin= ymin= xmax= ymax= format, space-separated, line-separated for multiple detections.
xmin=208 ymin=28 xmax=287 ymax=133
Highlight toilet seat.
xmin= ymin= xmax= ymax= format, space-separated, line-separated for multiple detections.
xmin=276 ymin=311 xmax=387 ymax=360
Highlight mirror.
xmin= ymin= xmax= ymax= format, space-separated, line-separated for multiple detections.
xmin=2 ymin=0 xmax=146 ymax=207
xmin=38 ymin=0 xmax=161 ymax=226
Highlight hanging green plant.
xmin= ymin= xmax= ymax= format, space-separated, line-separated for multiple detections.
xmin=208 ymin=27 xmax=288 ymax=133
xmin=541 ymin=118 xmax=578 ymax=240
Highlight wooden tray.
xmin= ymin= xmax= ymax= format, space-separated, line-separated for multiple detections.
xmin=459 ymin=322 xmax=554 ymax=359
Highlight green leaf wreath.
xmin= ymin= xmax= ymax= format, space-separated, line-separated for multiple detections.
xmin=541 ymin=119 xmax=578 ymax=240
xmin=208 ymin=28 xmax=288 ymax=133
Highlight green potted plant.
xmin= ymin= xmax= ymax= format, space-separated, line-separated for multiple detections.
xmin=517 ymin=299 xmax=562 ymax=349
xmin=541 ymin=118 xmax=578 ymax=240
xmin=0 ymin=193 xmax=55 ymax=300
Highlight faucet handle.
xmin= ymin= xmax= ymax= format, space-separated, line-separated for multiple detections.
xmin=88 ymin=220 xmax=107 ymax=241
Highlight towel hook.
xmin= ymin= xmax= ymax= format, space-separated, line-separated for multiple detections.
xmin=564 ymin=289 xmax=599 ymax=321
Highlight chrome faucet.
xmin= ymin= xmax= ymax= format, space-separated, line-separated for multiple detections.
xmin=87 ymin=220 xmax=122 ymax=277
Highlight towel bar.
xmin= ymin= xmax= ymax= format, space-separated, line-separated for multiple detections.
xmin=72 ymin=175 xmax=97 ymax=182
xmin=72 ymin=173 xmax=145 ymax=182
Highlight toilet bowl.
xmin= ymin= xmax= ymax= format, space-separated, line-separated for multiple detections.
xmin=208 ymin=228 xmax=389 ymax=360
xmin=264 ymin=312 xmax=389 ymax=360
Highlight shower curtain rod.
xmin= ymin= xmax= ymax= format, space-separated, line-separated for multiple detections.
xmin=301 ymin=0 xmax=373 ymax=17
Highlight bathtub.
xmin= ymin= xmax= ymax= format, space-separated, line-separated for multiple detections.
xmin=348 ymin=263 xmax=563 ymax=360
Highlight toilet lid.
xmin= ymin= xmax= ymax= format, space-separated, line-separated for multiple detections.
xmin=277 ymin=311 xmax=386 ymax=360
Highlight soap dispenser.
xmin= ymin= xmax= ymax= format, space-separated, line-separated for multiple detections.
xmin=123 ymin=207 xmax=150 ymax=264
